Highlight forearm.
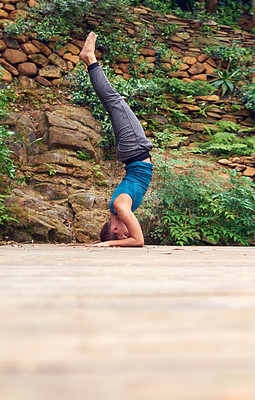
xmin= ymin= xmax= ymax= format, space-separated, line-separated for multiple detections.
xmin=109 ymin=236 xmax=144 ymax=247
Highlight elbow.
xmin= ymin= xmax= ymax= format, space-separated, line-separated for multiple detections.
xmin=136 ymin=239 xmax=144 ymax=247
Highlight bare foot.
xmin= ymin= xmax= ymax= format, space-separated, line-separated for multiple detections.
xmin=80 ymin=32 xmax=98 ymax=66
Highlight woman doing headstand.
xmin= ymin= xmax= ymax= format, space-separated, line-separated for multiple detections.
xmin=80 ymin=33 xmax=153 ymax=247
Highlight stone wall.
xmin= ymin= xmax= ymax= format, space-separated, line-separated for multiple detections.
xmin=1 ymin=105 xmax=113 ymax=243
xmin=1 ymin=1 xmax=255 ymax=242
xmin=1 ymin=2 xmax=255 ymax=85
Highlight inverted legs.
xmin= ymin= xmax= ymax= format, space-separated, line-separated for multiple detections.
xmin=88 ymin=63 xmax=153 ymax=163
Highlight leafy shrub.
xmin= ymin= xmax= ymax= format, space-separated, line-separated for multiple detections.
xmin=35 ymin=0 xmax=129 ymax=27
xmin=153 ymin=128 xmax=187 ymax=149
xmin=214 ymin=0 xmax=251 ymax=28
xmin=157 ymin=77 xmax=214 ymax=98
xmin=3 ymin=13 xmax=71 ymax=45
xmin=204 ymin=42 xmax=254 ymax=69
xmin=95 ymin=27 xmax=141 ymax=66
xmin=130 ymin=0 xmax=178 ymax=14
xmin=77 ymin=151 xmax=91 ymax=160
xmin=142 ymin=154 xmax=255 ymax=246
xmin=209 ymin=68 xmax=240 ymax=98
xmin=241 ymin=83 xmax=255 ymax=113
xmin=36 ymin=0 xmax=91 ymax=25
xmin=3 ymin=0 xmax=129 ymax=44
xmin=0 ymin=90 xmax=16 ymax=184
xmin=0 ymin=125 xmax=16 ymax=182
xmin=0 ymin=89 xmax=17 ymax=230
xmin=199 ymin=121 xmax=255 ymax=156
xmin=3 ymin=15 xmax=28 ymax=37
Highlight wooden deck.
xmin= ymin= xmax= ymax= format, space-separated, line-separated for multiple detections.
xmin=1 ymin=245 xmax=255 ymax=400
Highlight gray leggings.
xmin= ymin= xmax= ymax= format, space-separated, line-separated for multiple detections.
xmin=88 ymin=63 xmax=153 ymax=163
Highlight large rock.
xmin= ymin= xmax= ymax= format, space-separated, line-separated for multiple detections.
xmin=9 ymin=9 xmax=27 ymax=20
xmin=46 ymin=112 xmax=81 ymax=130
xmin=242 ymin=167 xmax=255 ymax=178
xmin=69 ymin=190 xmax=107 ymax=214
xmin=73 ymin=209 xmax=109 ymax=243
xmin=0 ymin=66 xmax=12 ymax=82
xmin=0 ymin=104 xmax=130 ymax=243
xmin=48 ymin=127 xmax=96 ymax=155
xmin=149 ymin=114 xmax=168 ymax=124
xmin=28 ymin=55 xmax=49 ymax=70
xmin=180 ymin=122 xmax=205 ymax=131
xmin=0 ymin=112 xmax=37 ymax=163
xmin=140 ymin=48 xmax=156 ymax=56
xmin=48 ymin=53 xmax=66 ymax=68
xmin=5 ymin=180 xmax=110 ymax=243
xmin=195 ymin=95 xmax=220 ymax=101
xmin=35 ymin=76 xmax=52 ymax=87
xmin=52 ymin=106 xmax=101 ymax=130
xmin=35 ymin=107 xmax=103 ymax=162
xmin=17 ymin=62 xmax=37 ymax=76
xmin=47 ymin=105 xmax=102 ymax=141
xmin=32 ymin=149 xmax=93 ymax=180
xmin=188 ymin=62 xmax=206 ymax=75
xmin=18 ymin=75 xmax=37 ymax=88
xmin=39 ymin=65 xmax=62 ymax=78
xmin=31 ymin=40 xmax=52 ymax=56
xmin=203 ymin=62 xmax=215 ymax=75
xmin=63 ymin=53 xmax=79 ymax=64
xmin=21 ymin=42 xmax=41 ymax=55
xmin=182 ymin=56 xmax=197 ymax=65
xmin=191 ymin=74 xmax=207 ymax=81
xmin=3 ymin=48 xmax=27 ymax=64
xmin=7 ymin=187 xmax=73 ymax=243
xmin=65 ymin=43 xmax=80 ymax=55
xmin=6 ymin=38 xmax=20 ymax=49
xmin=169 ymin=71 xmax=189 ymax=78
xmin=0 ymin=39 xmax=7 ymax=51
xmin=0 ymin=9 xmax=9 ymax=18
xmin=0 ymin=58 xmax=19 ymax=76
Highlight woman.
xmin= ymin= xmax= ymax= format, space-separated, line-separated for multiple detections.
xmin=80 ymin=32 xmax=153 ymax=247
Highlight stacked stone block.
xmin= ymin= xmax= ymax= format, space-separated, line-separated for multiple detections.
xmin=0 ymin=1 xmax=255 ymax=179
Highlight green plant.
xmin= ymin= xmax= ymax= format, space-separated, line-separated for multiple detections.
xmin=152 ymin=126 xmax=186 ymax=149
xmin=0 ymin=126 xmax=16 ymax=181
xmin=155 ymin=22 xmax=177 ymax=39
xmin=214 ymin=0 xmax=251 ymax=28
xmin=242 ymin=83 xmax=255 ymax=113
xmin=0 ymin=194 xmax=17 ymax=228
xmin=0 ymin=89 xmax=16 ymax=183
xmin=142 ymin=154 xmax=255 ymax=246
xmin=44 ymin=163 xmax=57 ymax=175
xmin=209 ymin=68 xmax=240 ymax=98
xmin=92 ymin=164 xmax=105 ymax=179
xmin=3 ymin=0 xmax=129 ymax=45
xmin=76 ymin=151 xmax=91 ymax=160
xmin=198 ymin=102 xmax=220 ymax=117
xmin=0 ymin=89 xmax=17 ymax=231
xmin=3 ymin=15 xmax=29 ymax=37
xmin=199 ymin=120 xmax=255 ymax=156
xmin=158 ymin=78 xmax=214 ymax=98
xmin=95 ymin=27 xmax=141 ymax=67
xmin=3 ymin=13 xmax=71 ymax=46
xmin=204 ymin=42 xmax=254 ymax=69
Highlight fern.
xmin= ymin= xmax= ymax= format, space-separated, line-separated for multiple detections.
xmin=217 ymin=120 xmax=240 ymax=132
xmin=213 ymin=131 xmax=238 ymax=143
xmin=199 ymin=120 xmax=255 ymax=157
